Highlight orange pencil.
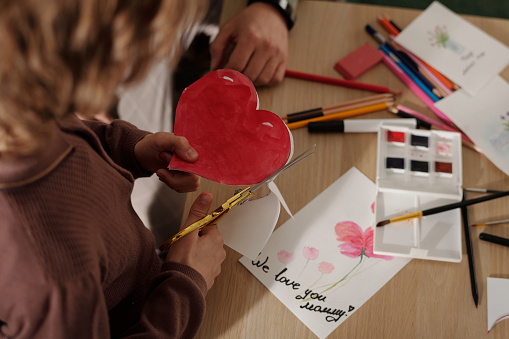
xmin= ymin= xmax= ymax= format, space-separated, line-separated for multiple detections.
xmin=282 ymin=93 xmax=394 ymax=122
xmin=378 ymin=16 xmax=399 ymax=36
xmin=380 ymin=15 xmax=458 ymax=91
xmin=425 ymin=61 xmax=456 ymax=90
xmin=286 ymin=102 xmax=391 ymax=130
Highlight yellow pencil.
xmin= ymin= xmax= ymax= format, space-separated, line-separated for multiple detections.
xmin=286 ymin=102 xmax=392 ymax=130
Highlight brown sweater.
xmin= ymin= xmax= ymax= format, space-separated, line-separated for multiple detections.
xmin=0 ymin=114 xmax=207 ymax=338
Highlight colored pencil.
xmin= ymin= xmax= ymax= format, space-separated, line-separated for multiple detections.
xmin=394 ymin=105 xmax=456 ymax=133
xmin=376 ymin=190 xmax=509 ymax=227
xmin=382 ymin=15 xmax=457 ymax=91
xmin=390 ymin=39 xmax=452 ymax=96
xmin=472 ymin=218 xmax=509 ymax=227
xmin=284 ymin=69 xmax=402 ymax=95
xmin=479 ymin=233 xmax=509 ymax=248
xmin=429 ymin=65 xmax=457 ymax=91
xmin=392 ymin=105 xmax=480 ymax=153
xmin=461 ymin=191 xmax=479 ymax=307
xmin=378 ymin=51 xmax=456 ymax=127
xmin=283 ymin=93 xmax=394 ymax=123
xmin=380 ymin=17 xmax=458 ymax=91
xmin=286 ymin=102 xmax=391 ymax=130
xmin=417 ymin=65 xmax=448 ymax=98
xmin=377 ymin=16 xmax=400 ymax=36
xmin=366 ymin=25 xmax=439 ymax=99
xmin=379 ymin=45 xmax=439 ymax=102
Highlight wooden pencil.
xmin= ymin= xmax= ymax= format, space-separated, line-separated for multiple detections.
xmin=378 ymin=16 xmax=400 ymax=36
xmin=283 ymin=93 xmax=394 ymax=122
xmin=381 ymin=17 xmax=458 ymax=92
xmin=285 ymin=69 xmax=402 ymax=95
xmin=286 ymin=102 xmax=391 ymax=130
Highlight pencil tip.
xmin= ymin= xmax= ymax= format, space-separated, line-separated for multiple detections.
xmin=376 ymin=220 xmax=390 ymax=227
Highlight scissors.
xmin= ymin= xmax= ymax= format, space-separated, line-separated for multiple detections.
xmin=159 ymin=145 xmax=316 ymax=251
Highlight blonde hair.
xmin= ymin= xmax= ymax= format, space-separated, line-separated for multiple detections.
xmin=0 ymin=0 xmax=206 ymax=157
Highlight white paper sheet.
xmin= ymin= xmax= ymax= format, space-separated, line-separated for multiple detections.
xmin=218 ymin=190 xmax=280 ymax=260
xmin=239 ymin=168 xmax=411 ymax=338
xmin=435 ymin=76 xmax=509 ymax=176
xmin=395 ymin=1 xmax=509 ymax=95
xmin=487 ymin=277 xmax=509 ymax=333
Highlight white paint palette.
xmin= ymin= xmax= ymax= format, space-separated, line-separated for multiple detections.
xmin=373 ymin=125 xmax=463 ymax=262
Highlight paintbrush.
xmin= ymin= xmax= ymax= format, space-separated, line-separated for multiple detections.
xmin=472 ymin=218 xmax=509 ymax=227
xmin=463 ymin=187 xmax=504 ymax=194
xmin=376 ymin=190 xmax=509 ymax=227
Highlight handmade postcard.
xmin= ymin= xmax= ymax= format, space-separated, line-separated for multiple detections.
xmin=240 ymin=167 xmax=411 ymax=339
xmin=169 ymin=69 xmax=293 ymax=185
xmin=488 ymin=277 xmax=509 ymax=333
xmin=435 ymin=76 xmax=509 ymax=176
xmin=395 ymin=1 xmax=509 ymax=95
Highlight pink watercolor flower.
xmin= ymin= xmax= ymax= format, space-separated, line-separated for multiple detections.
xmin=277 ymin=250 xmax=294 ymax=265
xmin=371 ymin=201 xmax=375 ymax=214
xmin=335 ymin=221 xmax=392 ymax=260
xmin=318 ymin=262 xmax=334 ymax=274
xmin=302 ymin=246 xmax=319 ymax=260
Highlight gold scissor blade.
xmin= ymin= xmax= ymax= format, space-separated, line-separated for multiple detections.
xmin=250 ymin=144 xmax=316 ymax=193
xmin=158 ymin=187 xmax=252 ymax=251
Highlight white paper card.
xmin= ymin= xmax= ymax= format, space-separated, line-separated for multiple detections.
xmin=240 ymin=168 xmax=411 ymax=338
xmin=435 ymin=76 xmax=509 ymax=176
xmin=395 ymin=1 xmax=509 ymax=95
xmin=487 ymin=277 xmax=509 ymax=332
xmin=218 ymin=190 xmax=280 ymax=259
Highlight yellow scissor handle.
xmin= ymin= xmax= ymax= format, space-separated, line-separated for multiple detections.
xmin=159 ymin=187 xmax=252 ymax=251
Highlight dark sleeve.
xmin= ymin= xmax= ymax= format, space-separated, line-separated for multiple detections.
xmin=123 ymin=262 xmax=208 ymax=338
xmin=83 ymin=119 xmax=152 ymax=179
xmin=0 ymin=233 xmax=207 ymax=339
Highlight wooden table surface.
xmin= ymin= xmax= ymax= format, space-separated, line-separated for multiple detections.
xmin=185 ymin=1 xmax=509 ymax=338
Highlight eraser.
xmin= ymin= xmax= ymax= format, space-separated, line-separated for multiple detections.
xmin=334 ymin=43 xmax=383 ymax=80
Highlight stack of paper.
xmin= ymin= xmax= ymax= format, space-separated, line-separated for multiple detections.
xmin=395 ymin=1 xmax=509 ymax=175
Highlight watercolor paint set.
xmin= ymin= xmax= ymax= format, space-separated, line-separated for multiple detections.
xmin=373 ymin=125 xmax=463 ymax=262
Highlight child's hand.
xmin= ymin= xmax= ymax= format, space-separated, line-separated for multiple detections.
xmin=165 ymin=192 xmax=226 ymax=290
xmin=134 ymin=132 xmax=200 ymax=193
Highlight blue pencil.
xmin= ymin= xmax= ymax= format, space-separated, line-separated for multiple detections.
xmin=365 ymin=24 xmax=439 ymax=100
xmin=379 ymin=45 xmax=440 ymax=102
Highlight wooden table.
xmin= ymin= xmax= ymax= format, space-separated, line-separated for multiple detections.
xmin=187 ymin=1 xmax=509 ymax=337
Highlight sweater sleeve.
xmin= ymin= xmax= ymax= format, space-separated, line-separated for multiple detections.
xmin=123 ymin=262 xmax=208 ymax=338
xmin=0 ymin=233 xmax=208 ymax=339
xmin=83 ymin=119 xmax=152 ymax=179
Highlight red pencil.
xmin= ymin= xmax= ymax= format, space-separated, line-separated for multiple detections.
xmin=285 ymin=70 xmax=402 ymax=95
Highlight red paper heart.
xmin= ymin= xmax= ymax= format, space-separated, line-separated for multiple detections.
xmin=169 ymin=69 xmax=292 ymax=185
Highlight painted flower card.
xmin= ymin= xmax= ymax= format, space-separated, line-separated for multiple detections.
xmin=239 ymin=167 xmax=411 ymax=339
xmin=487 ymin=277 xmax=509 ymax=333
xmin=435 ymin=76 xmax=509 ymax=176
xmin=395 ymin=1 xmax=509 ymax=95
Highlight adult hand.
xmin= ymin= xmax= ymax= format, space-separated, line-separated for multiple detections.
xmin=210 ymin=3 xmax=288 ymax=86
xmin=134 ymin=132 xmax=200 ymax=193
xmin=165 ymin=193 xmax=226 ymax=290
